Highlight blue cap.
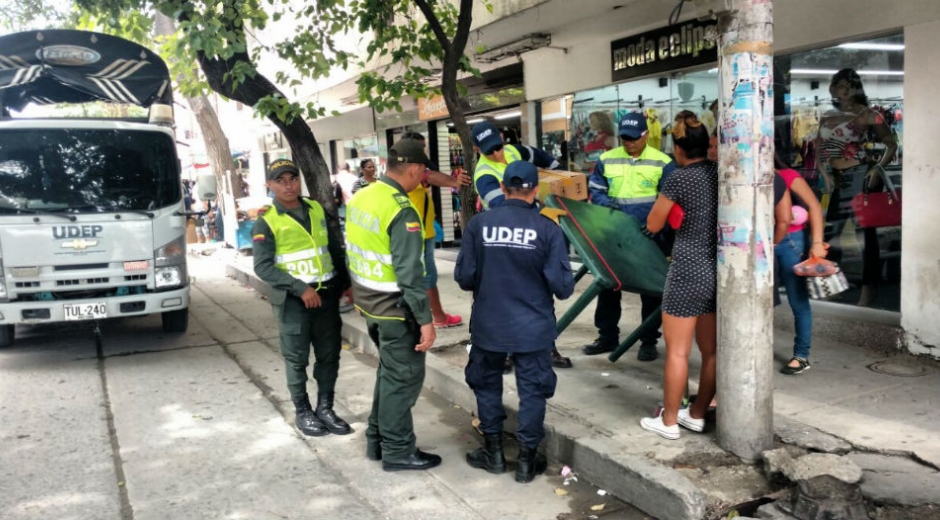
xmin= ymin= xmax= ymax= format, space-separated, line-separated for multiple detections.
xmin=618 ymin=112 xmax=648 ymax=140
xmin=472 ymin=122 xmax=503 ymax=154
xmin=503 ymin=161 xmax=539 ymax=189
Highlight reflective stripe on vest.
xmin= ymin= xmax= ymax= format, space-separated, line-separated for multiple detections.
xmin=345 ymin=181 xmax=423 ymax=294
xmin=599 ymin=146 xmax=671 ymax=205
xmin=261 ymin=200 xmax=335 ymax=285
xmin=474 ymin=145 xmax=523 ymax=211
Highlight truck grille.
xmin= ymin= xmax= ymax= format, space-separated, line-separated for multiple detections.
xmin=15 ymin=281 xmax=40 ymax=288
xmin=57 ymin=277 xmax=110 ymax=286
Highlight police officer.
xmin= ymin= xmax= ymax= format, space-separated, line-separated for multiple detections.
xmin=584 ymin=113 xmax=676 ymax=361
xmin=470 ymin=121 xmax=572 ymax=369
xmin=455 ymin=161 xmax=575 ymax=483
xmin=345 ymin=138 xmax=440 ymax=472
xmin=252 ymin=159 xmax=352 ymax=437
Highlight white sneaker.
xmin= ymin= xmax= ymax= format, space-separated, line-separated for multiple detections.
xmin=677 ymin=408 xmax=705 ymax=432
xmin=640 ymin=414 xmax=680 ymax=440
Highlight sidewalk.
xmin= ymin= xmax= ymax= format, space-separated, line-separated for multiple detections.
xmin=224 ymin=247 xmax=940 ymax=520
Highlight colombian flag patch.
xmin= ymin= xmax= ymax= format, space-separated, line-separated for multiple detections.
xmin=405 ymin=222 xmax=421 ymax=233
xmin=252 ymin=234 xmax=266 ymax=242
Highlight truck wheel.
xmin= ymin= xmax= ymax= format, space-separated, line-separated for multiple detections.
xmin=161 ymin=309 xmax=188 ymax=333
xmin=0 ymin=324 xmax=14 ymax=348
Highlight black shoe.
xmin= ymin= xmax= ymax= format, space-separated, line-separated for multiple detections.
xmin=366 ymin=438 xmax=382 ymax=461
xmin=316 ymin=393 xmax=352 ymax=435
xmin=637 ymin=343 xmax=659 ymax=362
xmin=780 ymin=357 xmax=810 ymax=375
xmin=515 ymin=446 xmax=547 ymax=483
xmin=551 ymin=348 xmax=573 ymax=369
xmin=295 ymin=409 xmax=329 ymax=437
xmin=382 ymin=449 xmax=442 ymax=472
xmin=582 ymin=338 xmax=616 ymax=356
xmin=466 ymin=433 xmax=506 ymax=474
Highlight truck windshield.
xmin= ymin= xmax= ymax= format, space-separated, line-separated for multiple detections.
xmin=0 ymin=128 xmax=180 ymax=213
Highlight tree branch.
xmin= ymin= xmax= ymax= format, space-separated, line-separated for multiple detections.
xmin=412 ymin=0 xmax=452 ymax=54
xmin=451 ymin=0 xmax=475 ymax=58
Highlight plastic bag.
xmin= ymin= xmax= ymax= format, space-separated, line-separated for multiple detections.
xmin=793 ymin=254 xmax=838 ymax=277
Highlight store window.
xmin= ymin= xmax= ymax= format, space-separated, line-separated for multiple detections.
xmin=774 ymin=34 xmax=904 ymax=311
xmin=559 ymin=70 xmax=718 ymax=173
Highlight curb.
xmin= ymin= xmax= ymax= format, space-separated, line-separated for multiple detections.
xmin=226 ymin=261 xmax=707 ymax=520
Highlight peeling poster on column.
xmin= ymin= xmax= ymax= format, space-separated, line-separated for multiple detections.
xmin=611 ymin=20 xmax=718 ymax=82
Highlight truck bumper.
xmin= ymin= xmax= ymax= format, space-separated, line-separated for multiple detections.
xmin=0 ymin=286 xmax=190 ymax=325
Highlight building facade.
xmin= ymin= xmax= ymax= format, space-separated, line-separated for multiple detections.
xmin=254 ymin=0 xmax=940 ymax=357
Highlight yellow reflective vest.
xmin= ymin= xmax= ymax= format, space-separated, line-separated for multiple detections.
xmin=260 ymin=199 xmax=335 ymax=287
xmin=598 ymin=145 xmax=672 ymax=206
xmin=346 ymin=181 xmax=424 ymax=299
xmin=473 ymin=145 xmax=523 ymax=210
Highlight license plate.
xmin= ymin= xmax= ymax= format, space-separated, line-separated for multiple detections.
xmin=64 ymin=302 xmax=108 ymax=321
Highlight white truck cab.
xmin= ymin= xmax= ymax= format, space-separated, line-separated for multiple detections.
xmin=0 ymin=30 xmax=190 ymax=347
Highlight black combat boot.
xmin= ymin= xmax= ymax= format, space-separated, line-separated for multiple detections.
xmin=316 ymin=393 xmax=351 ymax=435
xmin=515 ymin=445 xmax=547 ymax=483
xmin=466 ymin=433 xmax=506 ymax=474
xmin=295 ymin=407 xmax=328 ymax=437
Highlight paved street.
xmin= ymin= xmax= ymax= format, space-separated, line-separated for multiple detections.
xmin=0 ymin=250 xmax=650 ymax=520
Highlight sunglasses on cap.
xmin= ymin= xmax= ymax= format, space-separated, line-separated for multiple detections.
xmin=485 ymin=144 xmax=504 ymax=155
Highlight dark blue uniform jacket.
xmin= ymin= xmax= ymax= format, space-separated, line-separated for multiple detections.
xmin=454 ymin=199 xmax=574 ymax=353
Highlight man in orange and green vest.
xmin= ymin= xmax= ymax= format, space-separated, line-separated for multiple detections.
xmin=346 ymin=138 xmax=440 ymax=472
xmin=252 ymin=159 xmax=352 ymax=438
xmin=585 ymin=113 xmax=676 ymax=362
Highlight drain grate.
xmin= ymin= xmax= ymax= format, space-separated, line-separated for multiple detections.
xmin=866 ymin=360 xmax=930 ymax=377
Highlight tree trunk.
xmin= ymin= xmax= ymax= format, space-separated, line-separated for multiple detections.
xmin=154 ymin=14 xmax=238 ymax=206
xmin=194 ymin=49 xmax=334 ymax=217
xmin=433 ymin=0 xmax=477 ymax=231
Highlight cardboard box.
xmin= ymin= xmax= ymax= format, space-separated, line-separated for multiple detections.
xmin=538 ymin=169 xmax=588 ymax=202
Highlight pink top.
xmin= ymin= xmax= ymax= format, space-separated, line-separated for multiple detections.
xmin=778 ymin=168 xmax=805 ymax=233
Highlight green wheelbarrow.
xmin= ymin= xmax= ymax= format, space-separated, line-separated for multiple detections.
xmin=544 ymin=195 xmax=669 ymax=362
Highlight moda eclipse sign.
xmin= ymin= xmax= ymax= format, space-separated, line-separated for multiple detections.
xmin=611 ymin=20 xmax=718 ymax=82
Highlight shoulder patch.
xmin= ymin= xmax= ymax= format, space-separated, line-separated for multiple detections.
xmin=252 ymin=234 xmax=266 ymax=242
xmin=405 ymin=222 xmax=421 ymax=233
xmin=257 ymin=205 xmax=272 ymax=216
xmin=393 ymin=193 xmax=412 ymax=208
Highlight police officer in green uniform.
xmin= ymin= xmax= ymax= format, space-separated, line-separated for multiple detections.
xmin=252 ymin=159 xmax=352 ymax=437
xmin=345 ymin=138 xmax=440 ymax=472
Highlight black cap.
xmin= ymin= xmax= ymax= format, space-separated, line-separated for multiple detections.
xmin=389 ymin=138 xmax=431 ymax=168
xmin=267 ymin=159 xmax=299 ymax=181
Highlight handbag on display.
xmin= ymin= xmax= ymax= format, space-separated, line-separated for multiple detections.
xmin=850 ymin=164 xmax=901 ymax=228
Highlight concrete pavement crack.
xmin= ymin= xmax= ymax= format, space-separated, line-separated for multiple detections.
xmin=96 ymin=333 xmax=134 ymax=520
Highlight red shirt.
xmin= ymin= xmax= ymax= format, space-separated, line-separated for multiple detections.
xmin=777 ymin=168 xmax=805 ymax=233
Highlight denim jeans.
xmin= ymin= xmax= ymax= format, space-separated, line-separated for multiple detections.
xmin=774 ymin=229 xmax=812 ymax=360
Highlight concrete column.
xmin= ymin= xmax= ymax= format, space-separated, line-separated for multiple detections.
xmin=901 ymin=20 xmax=940 ymax=359
xmin=715 ymin=0 xmax=775 ymax=461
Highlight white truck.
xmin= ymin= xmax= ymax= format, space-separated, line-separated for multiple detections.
xmin=0 ymin=29 xmax=190 ymax=347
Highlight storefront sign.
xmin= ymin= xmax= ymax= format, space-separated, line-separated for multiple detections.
xmin=611 ymin=20 xmax=718 ymax=82
xmin=418 ymin=95 xmax=450 ymax=121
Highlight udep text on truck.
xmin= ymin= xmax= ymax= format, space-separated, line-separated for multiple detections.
xmin=0 ymin=29 xmax=190 ymax=347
